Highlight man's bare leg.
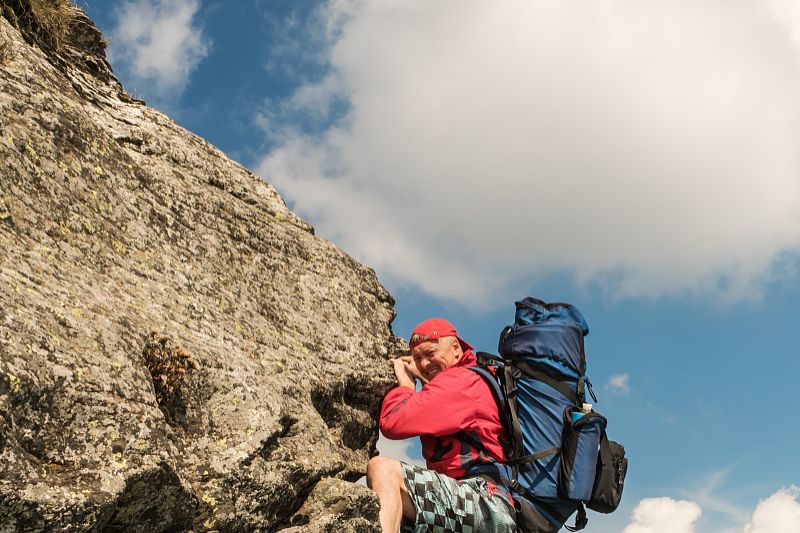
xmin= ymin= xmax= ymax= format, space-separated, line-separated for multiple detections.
xmin=367 ymin=456 xmax=416 ymax=533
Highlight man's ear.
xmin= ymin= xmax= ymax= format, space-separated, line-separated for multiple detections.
xmin=452 ymin=337 xmax=462 ymax=361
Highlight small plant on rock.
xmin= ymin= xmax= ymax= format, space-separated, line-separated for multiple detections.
xmin=142 ymin=334 xmax=198 ymax=424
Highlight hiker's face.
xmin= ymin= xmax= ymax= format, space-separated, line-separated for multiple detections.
xmin=410 ymin=337 xmax=462 ymax=381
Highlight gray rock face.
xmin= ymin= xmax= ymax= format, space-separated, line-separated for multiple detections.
xmin=0 ymin=2 xmax=400 ymax=531
xmin=280 ymin=478 xmax=380 ymax=533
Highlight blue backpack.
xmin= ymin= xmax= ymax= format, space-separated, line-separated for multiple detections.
xmin=466 ymin=298 xmax=627 ymax=533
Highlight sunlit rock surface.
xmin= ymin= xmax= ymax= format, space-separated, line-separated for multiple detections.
xmin=0 ymin=2 xmax=399 ymax=530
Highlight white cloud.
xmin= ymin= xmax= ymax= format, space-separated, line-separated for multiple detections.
xmin=607 ymin=373 xmax=630 ymax=395
xmin=109 ymin=0 xmax=209 ymax=98
xmin=766 ymin=0 xmax=800 ymax=50
xmin=258 ymin=0 xmax=800 ymax=307
xmin=376 ymin=434 xmax=425 ymax=468
xmin=743 ymin=486 xmax=800 ymax=533
xmin=624 ymin=487 xmax=800 ymax=533
xmin=623 ymin=497 xmax=702 ymax=533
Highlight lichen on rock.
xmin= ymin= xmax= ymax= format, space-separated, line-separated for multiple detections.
xmin=0 ymin=1 xmax=401 ymax=530
xmin=281 ymin=477 xmax=381 ymax=532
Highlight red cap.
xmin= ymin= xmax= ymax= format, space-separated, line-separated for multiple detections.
xmin=409 ymin=318 xmax=474 ymax=353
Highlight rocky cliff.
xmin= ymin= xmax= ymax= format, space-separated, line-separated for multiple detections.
xmin=0 ymin=1 xmax=402 ymax=531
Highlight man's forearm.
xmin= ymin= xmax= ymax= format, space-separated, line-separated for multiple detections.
xmin=395 ymin=374 xmax=415 ymax=390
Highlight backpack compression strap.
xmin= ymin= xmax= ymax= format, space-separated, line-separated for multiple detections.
xmin=509 ymin=360 xmax=579 ymax=405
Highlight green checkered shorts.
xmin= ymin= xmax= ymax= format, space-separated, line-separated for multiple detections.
xmin=400 ymin=462 xmax=517 ymax=533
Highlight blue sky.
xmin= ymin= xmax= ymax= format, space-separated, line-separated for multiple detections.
xmin=78 ymin=1 xmax=800 ymax=531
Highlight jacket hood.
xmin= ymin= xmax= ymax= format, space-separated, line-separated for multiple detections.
xmin=455 ymin=349 xmax=477 ymax=368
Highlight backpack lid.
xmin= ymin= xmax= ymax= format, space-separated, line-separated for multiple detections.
xmin=514 ymin=298 xmax=589 ymax=336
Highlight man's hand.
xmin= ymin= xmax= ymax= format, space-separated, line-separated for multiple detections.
xmin=390 ymin=356 xmax=428 ymax=390
xmin=397 ymin=356 xmax=429 ymax=385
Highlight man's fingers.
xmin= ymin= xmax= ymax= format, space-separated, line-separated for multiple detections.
xmin=389 ymin=356 xmax=428 ymax=385
xmin=399 ymin=355 xmax=420 ymax=374
xmin=404 ymin=362 xmax=429 ymax=384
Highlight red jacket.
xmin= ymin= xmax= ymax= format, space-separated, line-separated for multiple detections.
xmin=380 ymin=350 xmax=508 ymax=478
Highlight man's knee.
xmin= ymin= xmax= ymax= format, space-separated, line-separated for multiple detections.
xmin=366 ymin=456 xmax=401 ymax=488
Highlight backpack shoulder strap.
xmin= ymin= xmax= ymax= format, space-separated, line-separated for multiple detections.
xmin=465 ymin=361 xmax=516 ymax=460
xmin=466 ymin=364 xmax=505 ymax=406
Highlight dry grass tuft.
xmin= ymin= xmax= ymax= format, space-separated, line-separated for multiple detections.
xmin=142 ymin=334 xmax=198 ymax=423
xmin=28 ymin=0 xmax=78 ymax=49
xmin=2 ymin=0 xmax=80 ymax=51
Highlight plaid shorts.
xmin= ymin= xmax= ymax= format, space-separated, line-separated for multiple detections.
xmin=400 ymin=462 xmax=517 ymax=533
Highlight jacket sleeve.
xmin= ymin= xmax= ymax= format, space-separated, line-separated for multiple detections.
xmin=379 ymin=369 xmax=478 ymax=439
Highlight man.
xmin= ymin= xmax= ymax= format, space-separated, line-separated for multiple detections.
xmin=366 ymin=318 xmax=517 ymax=533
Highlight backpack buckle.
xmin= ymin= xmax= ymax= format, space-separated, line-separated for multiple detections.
xmin=577 ymin=377 xmax=585 ymax=402
xmin=476 ymin=351 xmax=503 ymax=367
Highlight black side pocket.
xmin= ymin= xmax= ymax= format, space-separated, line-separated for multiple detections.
xmin=558 ymin=407 xmax=607 ymax=501
xmin=515 ymin=498 xmax=563 ymax=533
xmin=587 ymin=435 xmax=628 ymax=513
